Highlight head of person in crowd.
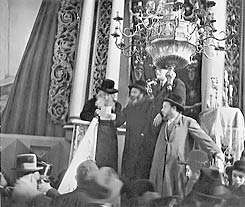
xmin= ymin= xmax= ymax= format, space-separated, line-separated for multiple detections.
xmin=161 ymin=93 xmax=185 ymax=120
xmin=179 ymin=150 xmax=210 ymax=195
xmin=95 ymin=79 xmax=118 ymax=109
xmin=94 ymin=166 xmax=123 ymax=204
xmin=76 ymin=160 xmax=99 ymax=188
xmin=125 ymin=179 xmax=160 ymax=207
xmin=226 ymin=160 xmax=245 ymax=189
xmin=182 ymin=167 xmax=233 ymax=207
xmin=76 ymin=162 xmax=123 ymax=205
xmin=11 ymin=154 xmax=44 ymax=203
xmin=128 ymin=80 xmax=148 ymax=105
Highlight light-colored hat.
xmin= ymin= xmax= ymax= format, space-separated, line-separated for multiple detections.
xmin=12 ymin=154 xmax=43 ymax=172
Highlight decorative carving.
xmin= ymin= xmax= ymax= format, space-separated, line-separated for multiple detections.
xmin=48 ymin=0 xmax=81 ymax=123
xmin=89 ymin=0 xmax=112 ymax=97
xmin=225 ymin=0 xmax=241 ymax=107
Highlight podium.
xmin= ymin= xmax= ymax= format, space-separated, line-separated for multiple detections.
xmin=200 ymin=107 xmax=245 ymax=162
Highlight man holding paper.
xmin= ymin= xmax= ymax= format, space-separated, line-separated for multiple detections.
xmin=80 ymin=79 xmax=121 ymax=171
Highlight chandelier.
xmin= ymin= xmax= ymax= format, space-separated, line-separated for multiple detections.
xmin=111 ymin=0 xmax=232 ymax=69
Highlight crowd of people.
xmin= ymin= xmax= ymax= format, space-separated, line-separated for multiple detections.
xmin=1 ymin=65 xmax=245 ymax=206
xmin=0 ymin=153 xmax=245 ymax=207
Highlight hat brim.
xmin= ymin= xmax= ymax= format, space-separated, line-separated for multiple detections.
xmin=163 ymin=98 xmax=184 ymax=111
xmin=195 ymin=190 xmax=234 ymax=200
xmin=128 ymin=84 xmax=147 ymax=93
xmin=98 ymin=88 xmax=118 ymax=94
xmin=12 ymin=167 xmax=43 ymax=172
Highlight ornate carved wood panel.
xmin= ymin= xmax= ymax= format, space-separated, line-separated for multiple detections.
xmin=48 ymin=0 xmax=81 ymax=123
xmin=225 ymin=0 xmax=242 ymax=107
xmin=88 ymin=0 xmax=112 ymax=98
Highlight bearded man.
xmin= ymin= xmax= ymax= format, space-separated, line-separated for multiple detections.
xmin=116 ymin=80 xmax=156 ymax=184
xmin=80 ymin=79 xmax=121 ymax=171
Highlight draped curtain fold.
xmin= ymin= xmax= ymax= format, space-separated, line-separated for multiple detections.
xmin=1 ymin=0 xmax=65 ymax=137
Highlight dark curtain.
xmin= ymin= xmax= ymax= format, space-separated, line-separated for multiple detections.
xmin=1 ymin=0 xmax=65 ymax=137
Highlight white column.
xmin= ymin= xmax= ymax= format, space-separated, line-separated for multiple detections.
xmin=0 ymin=0 xmax=9 ymax=81
xmin=106 ymin=0 xmax=125 ymax=89
xmin=201 ymin=0 xmax=227 ymax=111
xmin=69 ymin=0 xmax=96 ymax=121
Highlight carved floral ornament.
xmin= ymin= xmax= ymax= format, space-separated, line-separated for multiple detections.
xmin=89 ymin=0 xmax=112 ymax=97
xmin=48 ymin=0 xmax=81 ymax=124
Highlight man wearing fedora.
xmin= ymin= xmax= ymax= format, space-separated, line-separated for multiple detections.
xmin=9 ymin=154 xmax=57 ymax=207
xmin=180 ymin=167 xmax=234 ymax=207
xmin=116 ymin=80 xmax=157 ymax=184
xmin=80 ymin=79 xmax=122 ymax=171
xmin=150 ymin=93 xmax=224 ymax=198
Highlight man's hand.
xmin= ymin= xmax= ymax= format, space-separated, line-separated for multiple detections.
xmin=38 ymin=180 xmax=53 ymax=194
xmin=153 ymin=113 xmax=163 ymax=127
xmin=95 ymin=108 xmax=115 ymax=120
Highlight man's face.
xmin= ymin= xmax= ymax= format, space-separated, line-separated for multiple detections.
xmin=129 ymin=88 xmax=143 ymax=104
xmin=96 ymin=90 xmax=114 ymax=108
xmin=161 ymin=101 xmax=173 ymax=120
xmin=155 ymin=68 xmax=168 ymax=81
xmin=232 ymin=170 xmax=245 ymax=188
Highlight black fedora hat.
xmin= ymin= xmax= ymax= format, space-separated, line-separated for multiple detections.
xmin=226 ymin=160 xmax=245 ymax=175
xmin=128 ymin=80 xmax=147 ymax=94
xmin=98 ymin=79 xmax=118 ymax=94
xmin=163 ymin=93 xmax=185 ymax=111
xmin=191 ymin=167 xmax=236 ymax=200
xmin=195 ymin=185 xmax=234 ymax=200
xmin=192 ymin=167 xmax=224 ymax=195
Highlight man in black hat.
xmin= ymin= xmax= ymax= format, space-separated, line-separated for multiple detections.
xmin=80 ymin=79 xmax=122 ymax=171
xmin=180 ymin=167 xmax=234 ymax=207
xmin=150 ymin=93 xmax=224 ymax=198
xmin=80 ymin=79 xmax=121 ymax=121
xmin=116 ymin=80 xmax=157 ymax=184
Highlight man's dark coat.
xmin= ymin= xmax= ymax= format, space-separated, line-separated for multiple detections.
xmin=116 ymin=97 xmax=157 ymax=183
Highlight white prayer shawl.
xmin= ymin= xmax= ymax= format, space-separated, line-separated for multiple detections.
xmin=58 ymin=118 xmax=99 ymax=194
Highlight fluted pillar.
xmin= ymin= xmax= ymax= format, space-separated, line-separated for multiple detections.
xmin=201 ymin=0 xmax=227 ymax=111
xmin=106 ymin=0 xmax=125 ymax=89
xmin=69 ymin=0 xmax=96 ymax=121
